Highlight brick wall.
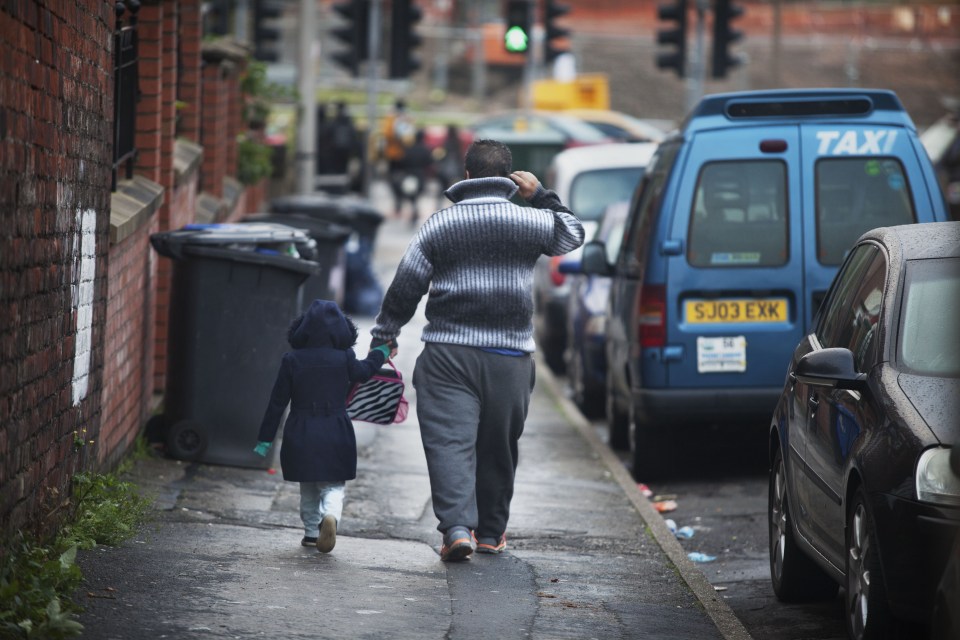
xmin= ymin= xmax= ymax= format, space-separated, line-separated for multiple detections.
xmin=0 ymin=0 xmax=114 ymax=537
xmin=100 ymin=216 xmax=158 ymax=469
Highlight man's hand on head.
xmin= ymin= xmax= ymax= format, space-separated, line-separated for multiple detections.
xmin=509 ymin=171 xmax=541 ymax=200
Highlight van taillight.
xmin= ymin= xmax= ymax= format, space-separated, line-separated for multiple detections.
xmin=550 ymin=256 xmax=566 ymax=286
xmin=637 ymin=285 xmax=666 ymax=348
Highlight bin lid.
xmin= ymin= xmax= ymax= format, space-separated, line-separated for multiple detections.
xmin=270 ymin=193 xmax=384 ymax=226
xmin=176 ymin=222 xmax=311 ymax=244
xmin=270 ymin=193 xmax=356 ymax=223
xmin=176 ymin=244 xmax=321 ymax=276
xmin=244 ymin=213 xmax=352 ymax=243
xmin=150 ymin=223 xmax=316 ymax=262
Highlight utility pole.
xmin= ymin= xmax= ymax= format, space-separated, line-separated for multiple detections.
xmin=687 ymin=0 xmax=707 ymax=113
xmin=363 ymin=0 xmax=382 ymax=198
xmin=296 ymin=0 xmax=317 ymax=193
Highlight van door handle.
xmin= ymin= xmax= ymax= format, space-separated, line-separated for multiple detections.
xmin=660 ymin=239 xmax=683 ymax=255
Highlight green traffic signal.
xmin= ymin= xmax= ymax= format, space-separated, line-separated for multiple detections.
xmin=504 ymin=25 xmax=529 ymax=53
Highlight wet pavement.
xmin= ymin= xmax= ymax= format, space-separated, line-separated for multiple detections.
xmin=74 ymin=182 xmax=753 ymax=639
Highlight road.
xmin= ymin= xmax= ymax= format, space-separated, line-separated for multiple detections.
xmin=586 ymin=416 xmax=850 ymax=640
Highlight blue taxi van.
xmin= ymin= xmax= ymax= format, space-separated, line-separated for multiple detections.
xmin=580 ymin=89 xmax=949 ymax=479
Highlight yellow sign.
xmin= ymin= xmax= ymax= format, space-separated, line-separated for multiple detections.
xmin=685 ymin=299 xmax=788 ymax=324
xmin=532 ymin=74 xmax=610 ymax=111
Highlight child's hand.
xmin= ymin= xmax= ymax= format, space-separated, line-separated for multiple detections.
xmin=253 ymin=441 xmax=272 ymax=457
xmin=373 ymin=343 xmax=398 ymax=359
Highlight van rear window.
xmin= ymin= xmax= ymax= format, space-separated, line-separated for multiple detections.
xmin=816 ymin=158 xmax=916 ymax=265
xmin=687 ymin=161 xmax=788 ymax=267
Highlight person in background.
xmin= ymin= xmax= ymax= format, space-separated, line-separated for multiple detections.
xmin=315 ymin=103 xmax=334 ymax=177
xmin=382 ymin=99 xmax=416 ymax=217
xmin=254 ymin=299 xmax=395 ymax=553
xmin=393 ymin=129 xmax=434 ymax=226
xmin=329 ymin=101 xmax=358 ymax=177
xmin=370 ymin=139 xmax=584 ymax=561
xmin=434 ymin=123 xmax=465 ymax=206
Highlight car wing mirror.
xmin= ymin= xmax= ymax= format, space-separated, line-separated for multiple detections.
xmin=580 ymin=241 xmax=612 ymax=277
xmin=795 ymin=348 xmax=867 ymax=390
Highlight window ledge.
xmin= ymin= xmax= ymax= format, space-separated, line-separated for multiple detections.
xmin=174 ymin=138 xmax=203 ymax=187
xmin=110 ymin=176 xmax=165 ymax=244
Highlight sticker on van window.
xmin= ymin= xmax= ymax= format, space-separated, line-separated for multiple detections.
xmin=710 ymin=252 xmax=762 ymax=265
xmin=697 ymin=336 xmax=747 ymax=373
xmin=815 ymin=130 xmax=898 ymax=155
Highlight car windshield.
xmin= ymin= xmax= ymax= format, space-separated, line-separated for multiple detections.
xmin=552 ymin=116 xmax=610 ymax=142
xmin=816 ymin=158 xmax=916 ymax=265
xmin=570 ymin=167 xmax=645 ymax=221
xmin=899 ymin=257 xmax=960 ymax=377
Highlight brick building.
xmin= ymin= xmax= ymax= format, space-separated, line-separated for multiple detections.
xmin=0 ymin=0 xmax=269 ymax=537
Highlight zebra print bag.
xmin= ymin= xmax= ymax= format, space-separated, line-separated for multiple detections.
xmin=347 ymin=360 xmax=408 ymax=425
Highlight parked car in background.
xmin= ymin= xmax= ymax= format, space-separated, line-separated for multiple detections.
xmin=767 ymin=222 xmax=960 ymax=640
xmin=563 ymin=108 xmax=669 ymax=143
xmin=559 ymin=202 xmax=629 ymax=420
xmin=580 ymin=88 xmax=950 ymax=476
xmin=534 ymin=142 xmax=657 ymax=372
xmin=469 ymin=110 xmax=612 ymax=147
xmin=468 ymin=111 xmax=614 ymax=185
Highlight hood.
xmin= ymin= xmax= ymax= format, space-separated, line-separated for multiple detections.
xmin=289 ymin=299 xmax=354 ymax=349
xmin=443 ymin=177 xmax=518 ymax=203
xmin=897 ymin=373 xmax=960 ymax=445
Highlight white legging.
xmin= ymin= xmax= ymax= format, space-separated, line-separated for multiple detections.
xmin=299 ymin=481 xmax=345 ymax=537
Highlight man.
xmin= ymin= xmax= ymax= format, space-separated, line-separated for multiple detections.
xmin=382 ymin=99 xmax=416 ymax=217
xmin=371 ymin=139 xmax=584 ymax=561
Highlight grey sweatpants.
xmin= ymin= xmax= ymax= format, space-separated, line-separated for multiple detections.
xmin=412 ymin=343 xmax=536 ymax=537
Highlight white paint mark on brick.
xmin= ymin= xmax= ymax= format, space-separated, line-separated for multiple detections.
xmin=72 ymin=208 xmax=97 ymax=406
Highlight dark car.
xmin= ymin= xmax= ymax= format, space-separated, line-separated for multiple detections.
xmin=559 ymin=202 xmax=629 ymax=419
xmin=767 ymin=222 xmax=960 ymax=639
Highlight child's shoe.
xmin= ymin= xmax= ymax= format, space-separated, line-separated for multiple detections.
xmin=474 ymin=533 xmax=507 ymax=554
xmin=440 ymin=526 xmax=474 ymax=562
xmin=317 ymin=515 xmax=337 ymax=553
xmin=301 ymin=536 xmax=318 ymax=547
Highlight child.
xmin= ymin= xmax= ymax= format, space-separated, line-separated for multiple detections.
xmin=254 ymin=299 xmax=393 ymax=553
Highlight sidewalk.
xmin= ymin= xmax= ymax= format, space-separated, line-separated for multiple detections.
xmin=74 ymin=182 xmax=752 ymax=639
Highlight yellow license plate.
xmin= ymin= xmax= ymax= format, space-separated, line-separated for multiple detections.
xmin=685 ymin=299 xmax=788 ymax=324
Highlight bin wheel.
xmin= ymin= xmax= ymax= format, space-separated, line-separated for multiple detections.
xmin=166 ymin=420 xmax=207 ymax=461
xmin=145 ymin=414 xmax=168 ymax=444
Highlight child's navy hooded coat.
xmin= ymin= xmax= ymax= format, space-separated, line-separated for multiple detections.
xmin=257 ymin=300 xmax=386 ymax=482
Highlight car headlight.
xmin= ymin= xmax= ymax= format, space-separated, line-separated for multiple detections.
xmin=916 ymin=448 xmax=960 ymax=506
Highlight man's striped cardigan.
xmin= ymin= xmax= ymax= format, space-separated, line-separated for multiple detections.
xmin=371 ymin=176 xmax=585 ymax=353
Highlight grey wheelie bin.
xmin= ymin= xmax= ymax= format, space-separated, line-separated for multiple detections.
xmin=270 ymin=193 xmax=385 ymax=315
xmin=149 ymin=223 xmax=320 ymax=469
xmin=243 ymin=212 xmax=351 ymax=307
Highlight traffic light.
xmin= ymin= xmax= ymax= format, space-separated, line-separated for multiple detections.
xmin=389 ymin=0 xmax=423 ymax=79
xmin=252 ymin=0 xmax=283 ymax=62
xmin=503 ymin=0 xmax=531 ymax=55
xmin=655 ymin=0 xmax=687 ymax=78
xmin=543 ymin=0 xmax=570 ymax=64
xmin=331 ymin=0 xmax=369 ymax=77
xmin=712 ymin=0 xmax=744 ymax=79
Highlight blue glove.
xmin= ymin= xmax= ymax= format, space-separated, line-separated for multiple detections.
xmin=372 ymin=344 xmax=391 ymax=359
xmin=253 ymin=441 xmax=272 ymax=457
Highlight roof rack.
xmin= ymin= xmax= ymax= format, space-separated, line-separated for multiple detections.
xmin=681 ymin=89 xmax=914 ymax=133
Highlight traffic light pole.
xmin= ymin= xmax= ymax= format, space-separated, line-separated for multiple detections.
xmin=362 ymin=0 xmax=382 ymax=198
xmin=296 ymin=0 xmax=317 ymax=194
xmin=686 ymin=0 xmax=707 ymax=113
